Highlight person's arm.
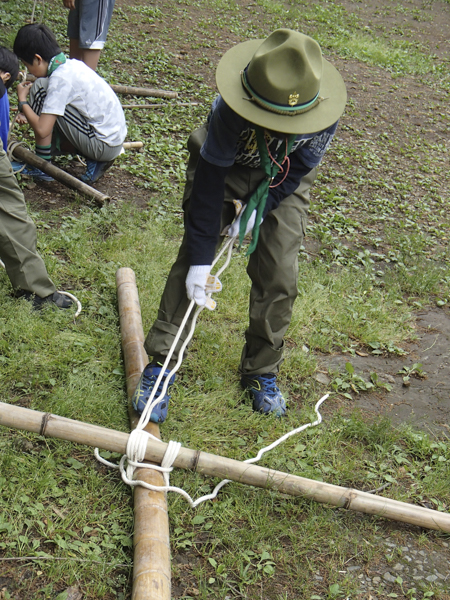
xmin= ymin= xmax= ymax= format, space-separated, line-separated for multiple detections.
xmin=185 ymin=97 xmax=243 ymax=265
xmin=186 ymin=156 xmax=231 ymax=265
xmin=17 ymin=82 xmax=57 ymax=142
xmin=62 ymin=0 xmax=76 ymax=9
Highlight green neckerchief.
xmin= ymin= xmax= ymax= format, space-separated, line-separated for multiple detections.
xmin=47 ymin=52 xmax=66 ymax=76
xmin=239 ymin=126 xmax=296 ymax=255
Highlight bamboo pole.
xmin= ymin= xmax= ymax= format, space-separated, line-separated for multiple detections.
xmin=122 ymin=142 xmax=144 ymax=149
xmin=110 ymin=85 xmax=178 ymax=99
xmin=116 ymin=268 xmax=171 ymax=600
xmin=11 ymin=144 xmax=109 ymax=205
xmin=1 ymin=401 xmax=450 ymax=533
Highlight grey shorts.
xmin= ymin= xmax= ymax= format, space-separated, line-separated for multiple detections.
xmin=67 ymin=0 xmax=116 ymax=50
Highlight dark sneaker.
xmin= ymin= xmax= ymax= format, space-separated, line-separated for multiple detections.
xmin=132 ymin=364 xmax=176 ymax=423
xmin=80 ymin=159 xmax=115 ymax=183
xmin=19 ymin=165 xmax=54 ymax=182
xmin=241 ymin=373 xmax=287 ymax=417
xmin=19 ymin=290 xmax=73 ymax=310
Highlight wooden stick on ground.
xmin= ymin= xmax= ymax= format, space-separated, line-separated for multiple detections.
xmin=11 ymin=144 xmax=109 ymax=205
xmin=25 ymin=75 xmax=177 ymax=100
xmin=121 ymin=102 xmax=199 ymax=109
xmin=1 ymin=400 xmax=450 ymax=533
xmin=116 ymin=268 xmax=171 ymax=600
xmin=110 ymin=85 xmax=178 ymax=99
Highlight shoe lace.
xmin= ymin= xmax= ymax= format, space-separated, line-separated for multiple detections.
xmin=142 ymin=368 xmax=173 ymax=397
xmin=259 ymin=374 xmax=278 ymax=395
xmin=85 ymin=160 xmax=96 ymax=178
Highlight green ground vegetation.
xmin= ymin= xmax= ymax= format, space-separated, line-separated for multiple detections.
xmin=0 ymin=0 xmax=449 ymax=598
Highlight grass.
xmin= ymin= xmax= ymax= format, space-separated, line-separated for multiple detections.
xmin=1 ymin=0 xmax=450 ymax=598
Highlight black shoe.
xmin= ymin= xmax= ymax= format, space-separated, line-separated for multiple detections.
xmin=19 ymin=291 xmax=73 ymax=310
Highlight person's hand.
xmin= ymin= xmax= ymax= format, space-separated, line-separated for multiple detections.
xmin=227 ymin=208 xmax=258 ymax=238
xmin=15 ymin=113 xmax=28 ymax=125
xmin=16 ymin=81 xmax=32 ymax=102
xmin=62 ymin=0 xmax=76 ymax=9
xmin=186 ymin=265 xmax=211 ymax=307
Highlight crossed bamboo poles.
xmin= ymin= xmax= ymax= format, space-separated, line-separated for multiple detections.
xmin=1 ymin=268 xmax=449 ymax=600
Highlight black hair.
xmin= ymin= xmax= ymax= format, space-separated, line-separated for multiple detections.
xmin=0 ymin=46 xmax=19 ymax=89
xmin=13 ymin=23 xmax=61 ymax=64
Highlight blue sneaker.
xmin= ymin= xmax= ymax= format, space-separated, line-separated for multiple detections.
xmin=241 ymin=373 xmax=287 ymax=417
xmin=10 ymin=161 xmax=26 ymax=173
xmin=132 ymin=364 xmax=176 ymax=423
xmin=19 ymin=164 xmax=54 ymax=182
xmin=80 ymin=159 xmax=115 ymax=183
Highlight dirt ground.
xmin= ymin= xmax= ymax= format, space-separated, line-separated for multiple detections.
xmin=319 ymin=308 xmax=450 ymax=435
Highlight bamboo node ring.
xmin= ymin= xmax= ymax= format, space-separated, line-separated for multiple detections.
xmin=191 ymin=450 xmax=201 ymax=472
xmin=40 ymin=412 xmax=51 ymax=436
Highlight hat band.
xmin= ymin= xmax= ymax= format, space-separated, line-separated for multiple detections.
xmin=241 ymin=68 xmax=322 ymax=116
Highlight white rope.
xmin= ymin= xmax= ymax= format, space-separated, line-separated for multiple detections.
xmin=57 ymin=291 xmax=82 ymax=318
xmin=135 ymin=234 xmax=236 ymax=430
xmin=6 ymin=140 xmax=31 ymax=169
xmin=95 ymin=228 xmax=330 ymax=506
xmin=95 ymin=394 xmax=329 ymax=507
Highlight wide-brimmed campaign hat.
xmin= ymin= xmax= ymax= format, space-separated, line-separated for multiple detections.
xmin=216 ymin=29 xmax=347 ymax=134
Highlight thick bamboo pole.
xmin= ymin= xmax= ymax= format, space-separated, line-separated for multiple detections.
xmin=11 ymin=145 xmax=109 ymax=204
xmin=1 ymin=401 xmax=450 ymax=533
xmin=116 ymin=268 xmax=171 ymax=600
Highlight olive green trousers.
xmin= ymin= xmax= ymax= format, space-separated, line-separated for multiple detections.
xmin=0 ymin=143 xmax=56 ymax=298
xmin=144 ymin=125 xmax=316 ymax=375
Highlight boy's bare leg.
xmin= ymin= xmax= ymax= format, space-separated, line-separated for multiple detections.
xmin=33 ymin=133 xmax=52 ymax=147
xmin=69 ymin=39 xmax=100 ymax=70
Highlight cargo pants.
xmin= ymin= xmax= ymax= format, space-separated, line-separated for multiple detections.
xmin=0 ymin=140 xmax=56 ymax=297
xmin=144 ymin=124 xmax=317 ymax=375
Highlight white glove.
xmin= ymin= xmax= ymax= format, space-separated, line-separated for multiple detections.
xmin=227 ymin=208 xmax=258 ymax=238
xmin=186 ymin=265 xmax=210 ymax=306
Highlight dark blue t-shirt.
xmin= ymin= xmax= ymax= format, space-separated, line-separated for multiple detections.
xmin=187 ymin=95 xmax=339 ymax=265
xmin=201 ymin=95 xmax=337 ymax=170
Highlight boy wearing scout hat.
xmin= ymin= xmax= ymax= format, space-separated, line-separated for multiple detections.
xmin=133 ymin=29 xmax=347 ymax=422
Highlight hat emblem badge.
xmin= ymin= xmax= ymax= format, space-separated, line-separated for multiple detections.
xmin=288 ymin=93 xmax=300 ymax=106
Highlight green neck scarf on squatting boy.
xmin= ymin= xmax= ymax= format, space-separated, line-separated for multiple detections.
xmin=47 ymin=52 xmax=66 ymax=76
xmin=238 ymin=125 xmax=296 ymax=255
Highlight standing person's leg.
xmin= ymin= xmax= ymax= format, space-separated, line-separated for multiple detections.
xmin=239 ymin=168 xmax=318 ymax=413
xmin=67 ymin=0 xmax=116 ymax=70
xmin=0 ymin=146 xmax=71 ymax=308
xmin=135 ymin=128 xmax=261 ymax=421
